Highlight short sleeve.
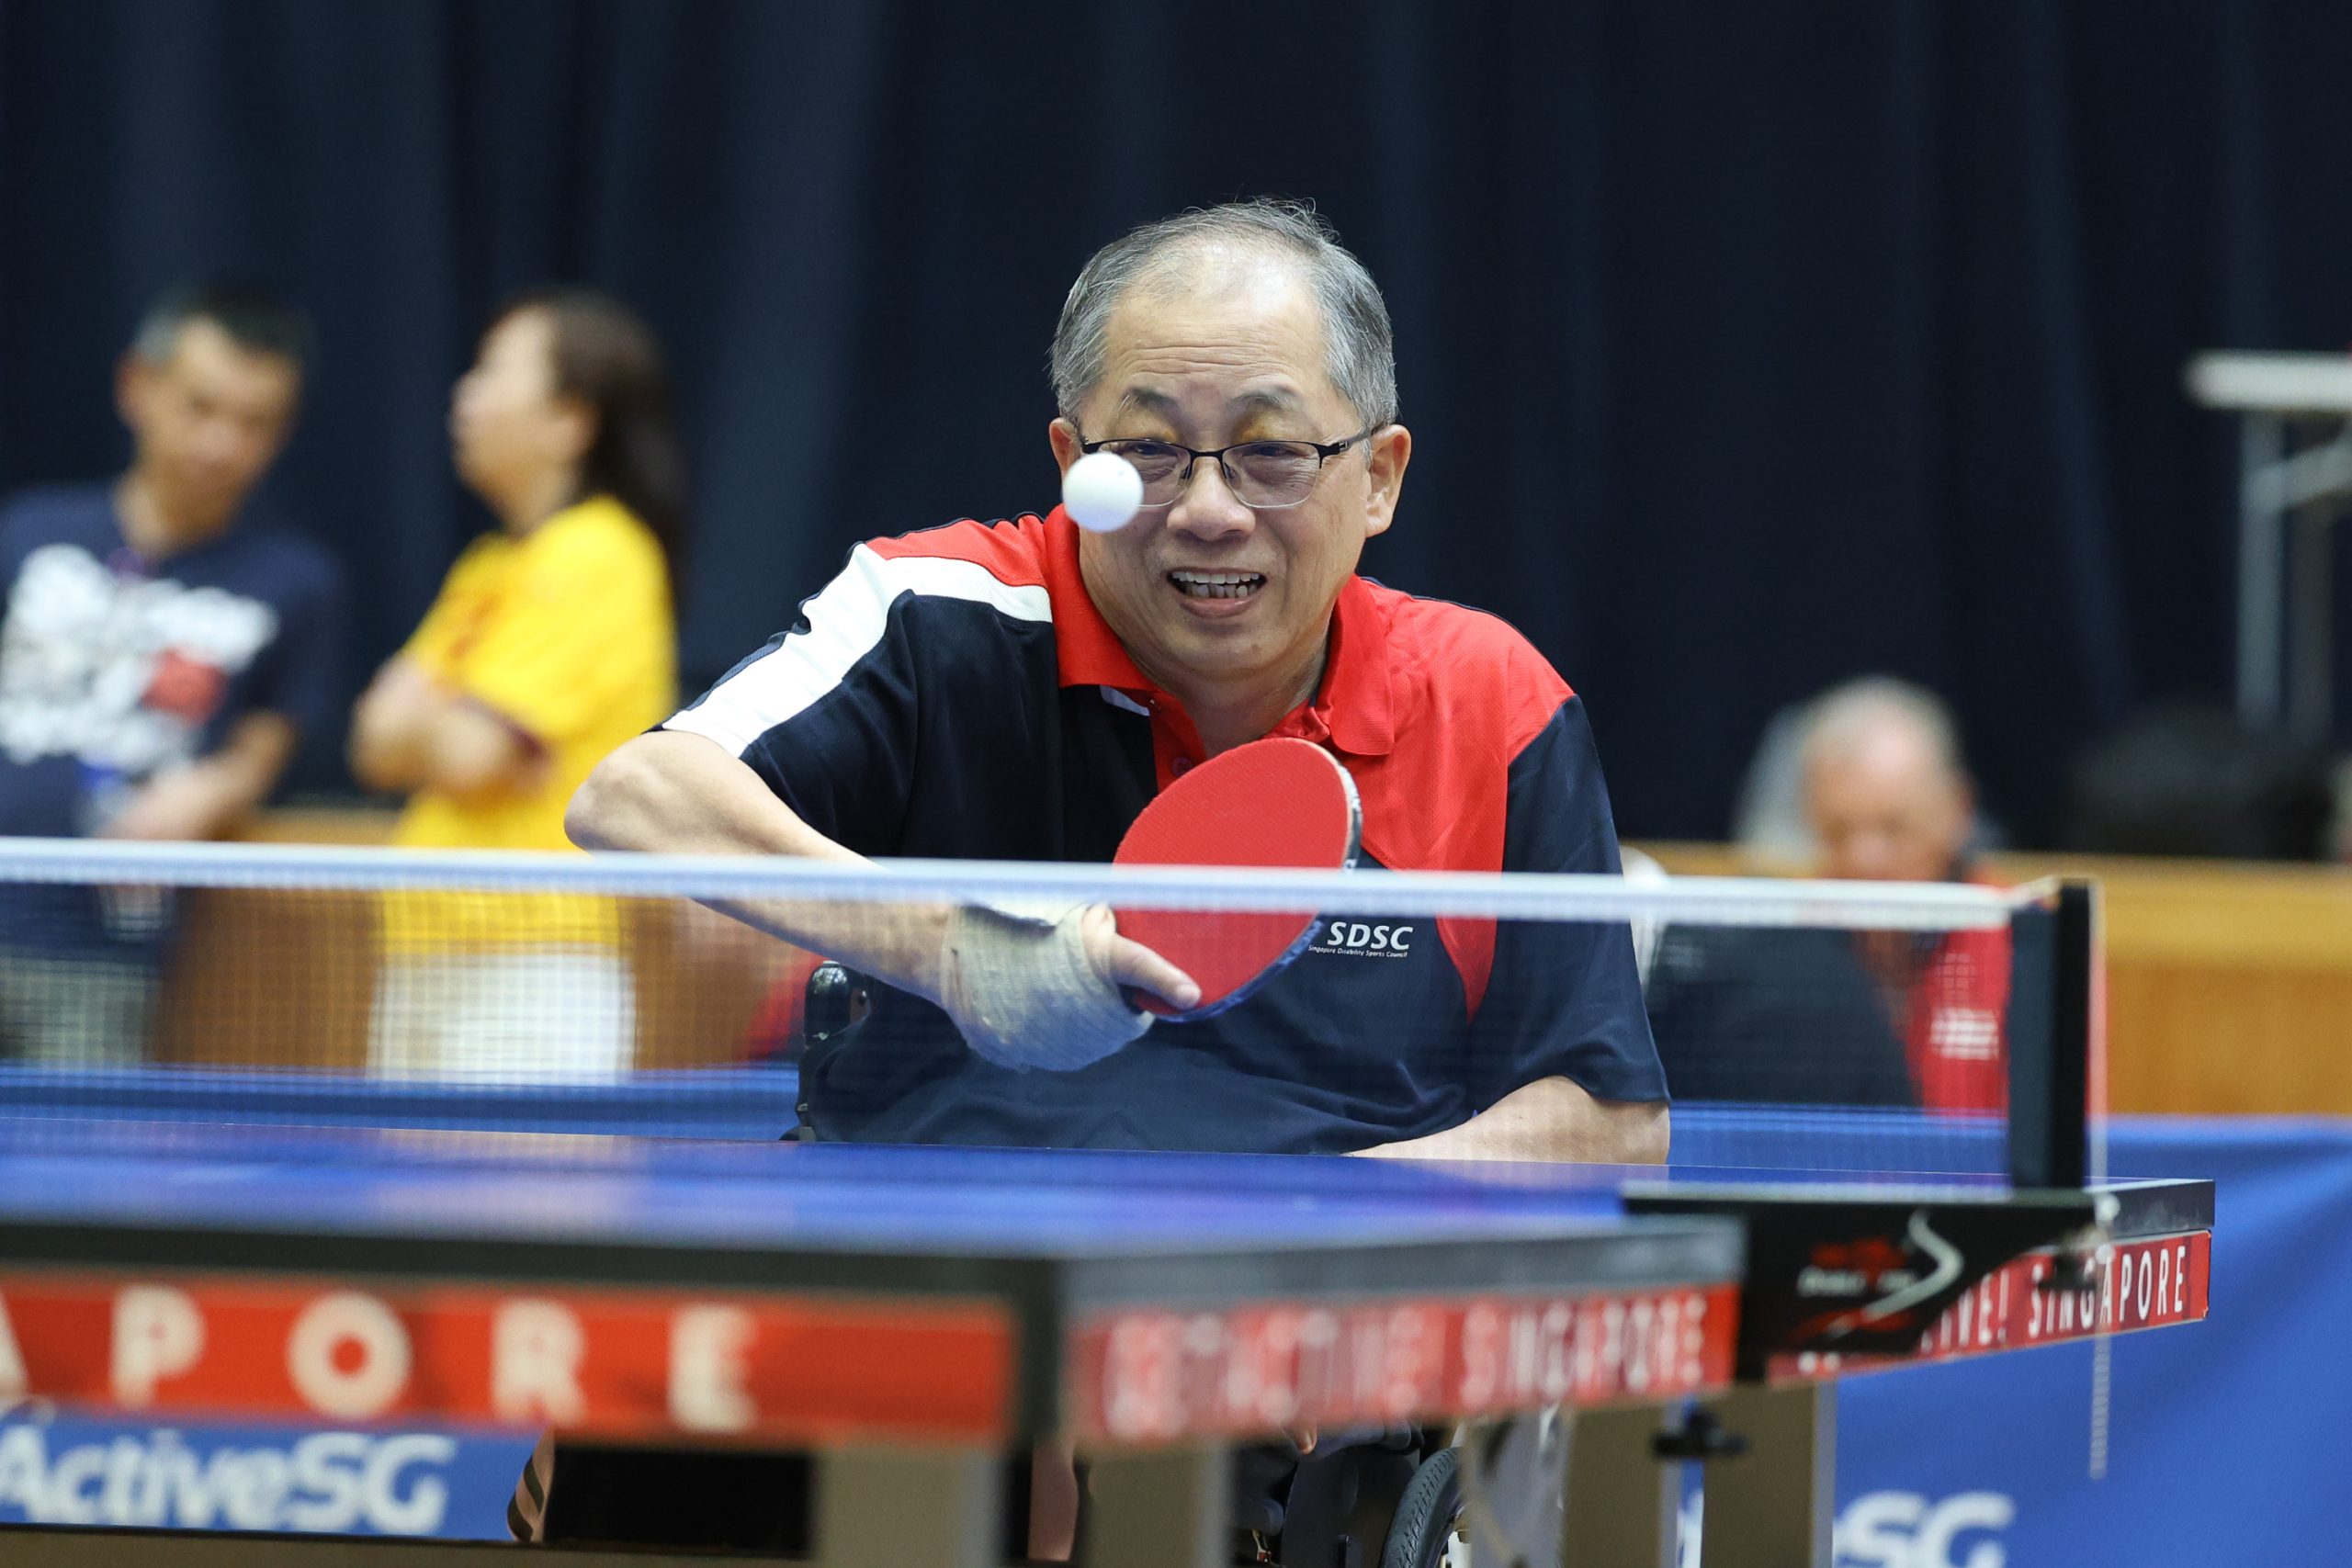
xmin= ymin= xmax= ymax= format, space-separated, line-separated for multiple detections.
xmin=662 ymin=544 xmax=923 ymax=852
xmin=446 ymin=522 xmax=669 ymax=746
xmin=243 ymin=546 xmax=346 ymax=742
xmin=1469 ymin=694 xmax=1669 ymax=1106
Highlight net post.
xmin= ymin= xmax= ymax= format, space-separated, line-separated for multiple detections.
xmin=2002 ymin=878 xmax=2095 ymax=1190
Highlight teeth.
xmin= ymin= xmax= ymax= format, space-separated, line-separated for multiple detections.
xmin=1169 ymin=570 xmax=1265 ymax=600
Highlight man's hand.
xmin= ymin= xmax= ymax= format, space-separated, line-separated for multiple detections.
xmin=571 ymin=735 xmax=1203 ymax=1072
xmin=1075 ymin=904 xmax=1202 ymax=1014
xmin=96 ymin=713 xmax=299 ymax=842
xmin=1353 ymin=1077 xmax=1669 ymax=1164
xmin=937 ymin=901 xmax=1198 ymax=1071
xmin=97 ymin=767 xmax=233 ymax=841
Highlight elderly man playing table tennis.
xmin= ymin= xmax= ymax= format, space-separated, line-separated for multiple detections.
xmin=571 ymin=199 xmax=1667 ymax=1166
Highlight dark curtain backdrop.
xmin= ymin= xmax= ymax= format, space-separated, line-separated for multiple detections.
xmin=2 ymin=0 xmax=2347 ymax=840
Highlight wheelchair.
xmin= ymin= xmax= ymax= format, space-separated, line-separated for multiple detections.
xmin=792 ymin=964 xmax=1482 ymax=1567
xmin=1242 ymin=1428 xmax=1465 ymax=1568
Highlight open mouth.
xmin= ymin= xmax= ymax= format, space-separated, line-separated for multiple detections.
xmin=1167 ymin=570 xmax=1266 ymax=601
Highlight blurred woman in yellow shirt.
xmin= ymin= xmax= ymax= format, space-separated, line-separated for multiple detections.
xmin=350 ymin=290 xmax=680 ymax=1080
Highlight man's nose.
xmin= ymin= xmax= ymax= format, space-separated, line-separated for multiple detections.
xmin=190 ymin=419 xmax=250 ymax=472
xmin=1848 ymin=834 xmax=1900 ymax=879
xmin=1164 ymin=456 xmax=1255 ymax=541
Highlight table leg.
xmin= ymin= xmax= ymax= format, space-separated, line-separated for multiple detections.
xmin=1694 ymin=1383 xmax=1835 ymax=1568
xmin=1081 ymin=1444 xmax=1227 ymax=1568
xmin=809 ymin=1444 xmax=1001 ymax=1568
xmin=1560 ymin=1404 xmax=1676 ymax=1568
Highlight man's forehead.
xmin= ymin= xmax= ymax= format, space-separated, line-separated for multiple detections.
xmin=1810 ymin=727 xmax=1961 ymax=800
xmin=1092 ymin=261 xmax=1336 ymax=417
xmin=166 ymin=320 xmax=300 ymax=395
xmin=1111 ymin=384 xmax=1307 ymax=422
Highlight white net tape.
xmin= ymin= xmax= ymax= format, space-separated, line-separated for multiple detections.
xmin=0 ymin=837 xmax=2022 ymax=929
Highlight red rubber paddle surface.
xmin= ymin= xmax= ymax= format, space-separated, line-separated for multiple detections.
xmin=1110 ymin=738 xmax=1362 ymax=1020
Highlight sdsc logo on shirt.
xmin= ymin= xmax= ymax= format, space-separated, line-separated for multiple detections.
xmin=1316 ymin=920 xmax=1416 ymax=957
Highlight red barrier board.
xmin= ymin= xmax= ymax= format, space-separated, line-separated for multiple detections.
xmin=0 ymin=1272 xmax=1012 ymax=1445
xmin=1069 ymin=1282 xmax=1741 ymax=1444
xmin=1771 ymin=1230 xmax=2211 ymax=1380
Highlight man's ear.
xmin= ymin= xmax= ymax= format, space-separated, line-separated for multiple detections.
xmin=1362 ymin=423 xmax=1412 ymax=540
xmin=1047 ymin=416 xmax=1083 ymax=477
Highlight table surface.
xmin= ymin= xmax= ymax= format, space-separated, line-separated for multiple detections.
xmin=0 ymin=1071 xmax=2212 ymax=1449
xmin=0 ymin=1066 xmax=2036 ymax=1280
xmin=0 ymin=1114 xmax=1749 ymax=1262
xmin=0 ymin=1060 xmax=2018 ymax=1167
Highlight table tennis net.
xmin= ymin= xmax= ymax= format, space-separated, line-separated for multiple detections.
xmin=0 ymin=840 xmax=2079 ymax=1179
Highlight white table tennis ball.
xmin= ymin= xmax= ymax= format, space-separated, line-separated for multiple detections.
xmin=1063 ymin=450 xmax=1145 ymax=532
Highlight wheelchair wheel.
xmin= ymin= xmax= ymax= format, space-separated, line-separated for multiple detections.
xmin=1380 ymin=1445 xmax=1464 ymax=1568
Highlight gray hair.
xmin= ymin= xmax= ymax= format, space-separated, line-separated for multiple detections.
xmin=1799 ymin=676 xmax=1970 ymax=784
xmin=1049 ymin=199 xmax=1397 ymax=428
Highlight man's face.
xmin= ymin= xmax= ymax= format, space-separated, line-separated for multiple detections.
xmin=1804 ymin=728 xmax=1973 ymax=883
xmin=1051 ymin=256 xmax=1408 ymax=706
xmin=118 ymin=319 xmax=300 ymax=536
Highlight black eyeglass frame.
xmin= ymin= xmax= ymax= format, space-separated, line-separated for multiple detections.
xmin=1074 ymin=427 xmax=1379 ymax=510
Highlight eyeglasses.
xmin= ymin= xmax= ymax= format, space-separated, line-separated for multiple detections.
xmin=1076 ymin=428 xmax=1374 ymax=510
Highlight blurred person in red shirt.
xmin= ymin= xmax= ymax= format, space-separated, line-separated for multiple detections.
xmin=1799 ymin=677 xmax=2007 ymax=1113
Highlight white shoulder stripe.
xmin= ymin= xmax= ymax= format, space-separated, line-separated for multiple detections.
xmin=1099 ymin=685 xmax=1150 ymax=717
xmin=664 ymin=544 xmax=1052 ymax=757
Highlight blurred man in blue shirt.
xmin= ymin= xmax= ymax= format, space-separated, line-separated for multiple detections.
xmin=0 ymin=282 xmax=344 ymax=1063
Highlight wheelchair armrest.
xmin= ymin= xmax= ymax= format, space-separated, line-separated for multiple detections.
xmin=803 ymin=961 xmax=873 ymax=1047
xmin=784 ymin=963 xmax=873 ymax=1145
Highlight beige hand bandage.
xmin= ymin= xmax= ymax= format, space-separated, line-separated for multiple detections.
xmin=940 ymin=901 xmax=1150 ymax=1071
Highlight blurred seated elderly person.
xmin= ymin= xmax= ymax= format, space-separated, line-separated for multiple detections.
xmin=1797 ymin=678 xmax=2006 ymax=1111
xmin=1799 ymin=677 xmax=1980 ymax=885
xmin=1652 ymin=678 xmax=2007 ymax=1113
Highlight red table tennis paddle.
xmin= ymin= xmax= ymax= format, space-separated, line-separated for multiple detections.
xmin=1110 ymin=737 xmax=1362 ymax=1021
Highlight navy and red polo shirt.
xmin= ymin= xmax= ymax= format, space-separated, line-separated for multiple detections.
xmin=665 ymin=509 xmax=1665 ymax=1153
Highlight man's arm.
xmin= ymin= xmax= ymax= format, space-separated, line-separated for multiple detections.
xmin=1355 ymin=1076 xmax=1668 ymax=1164
xmin=570 ymin=729 xmax=954 ymax=1000
xmin=570 ymin=729 xmax=1194 ymax=1014
xmin=1436 ymin=675 xmax=1670 ymax=1165
xmin=349 ymin=658 xmax=538 ymax=798
xmin=99 ymin=712 xmax=300 ymax=841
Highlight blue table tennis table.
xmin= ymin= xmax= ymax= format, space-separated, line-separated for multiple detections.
xmin=0 ymin=1066 xmax=2212 ymax=1568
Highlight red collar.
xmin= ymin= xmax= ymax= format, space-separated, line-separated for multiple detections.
xmin=1040 ymin=508 xmax=1396 ymax=758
